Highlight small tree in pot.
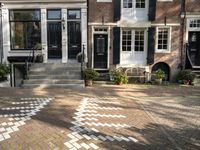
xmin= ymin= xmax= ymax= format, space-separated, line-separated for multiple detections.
xmin=0 ymin=64 xmax=10 ymax=82
xmin=154 ymin=69 xmax=165 ymax=85
xmin=84 ymin=68 xmax=99 ymax=86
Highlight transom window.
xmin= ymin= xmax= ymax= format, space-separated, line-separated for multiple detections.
xmin=157 ymin=28 xmax=170 ymax=51
xmin=68 ymin=10 xmax=81 ymax=19
xmin=10 ymin=10 xmax=41 ymax=50
xmin=135 ymin=30 xmax=144 ymax=51
xmin=189 ymin=19 xmax=200 ymax=28
xmin=94 ymin=27 xmax=108 ymax=32
xmin=47 ymin=10 xmax=61 ymax=20
xmin=136 ymin=0 xmax=145 ymax=8
xmin=122 ymin=30 xmax=132 ymax=51
xmin=123 ymin=0 xmax=133 ymax=8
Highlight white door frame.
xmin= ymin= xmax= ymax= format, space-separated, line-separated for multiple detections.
xmin=92 ymin=26 xmax=110 ymax=69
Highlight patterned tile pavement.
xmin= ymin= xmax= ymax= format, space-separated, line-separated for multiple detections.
xmin=0 ymin=85 xmax=199 ymax=150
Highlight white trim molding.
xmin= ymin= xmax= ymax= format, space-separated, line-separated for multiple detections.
xmin=151 ymin=23 xmax=180 ymax=27
xmin=155 ymin=26 xmax=172 ymax=53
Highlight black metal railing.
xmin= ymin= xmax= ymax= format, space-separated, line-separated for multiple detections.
xmin=24 ymin=48 xmax=36 ymax=79
xmin=186 ymin=43 xmax=194 ymax=69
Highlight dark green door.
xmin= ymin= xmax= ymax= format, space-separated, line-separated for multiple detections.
xmin=188 ymin=32 xmax=200 ymax=66
xmin=47 ymin=22 xmax=62 ymax=59
xmin=94 ymin=34 xmax=108 ymax=68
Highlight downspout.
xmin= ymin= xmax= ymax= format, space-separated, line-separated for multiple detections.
xmin=0 ymin=2 xmax=3 ymax=64
xmin=180 ymin=0 xmax=186 ymax=69
xmin=86 ymin=0 xmax=89 ymax=68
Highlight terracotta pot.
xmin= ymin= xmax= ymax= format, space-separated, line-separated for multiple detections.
xmin=183 ymin=80 xmax=190 ymax=85
xmin=85 ymin=80 xmax=93 ymax=86
xmin=155 ymin=78 xmax=162 ymax=85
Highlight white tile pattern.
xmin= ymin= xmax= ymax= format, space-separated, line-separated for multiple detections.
xmin=65 ymin=97 xmax=138 ymax=149
xmin=0 ymin=97 xmax=53 ymax=142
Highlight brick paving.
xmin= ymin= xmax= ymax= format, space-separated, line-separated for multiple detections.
xmin=0 ymin=85 xmax=199 ymax=150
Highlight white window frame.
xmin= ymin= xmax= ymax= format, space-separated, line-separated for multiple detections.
xmin=123 ymin=0 xmax=133 ymax=8
xmin=135 ymin=0 xmax=146 ymax=9
xmin=121 ymin=28 xmax=146 ymax=53
xmin=155 ymin=27 xmax=171 ymax=53
xmin=97 ymin=0 xmax=112 ymax=2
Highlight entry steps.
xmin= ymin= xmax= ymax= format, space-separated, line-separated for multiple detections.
xmin=22 ymin=62 xmax=84 ymax=88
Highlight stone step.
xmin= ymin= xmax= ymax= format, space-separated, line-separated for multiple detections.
xmin=29 ymin=66 xmax=81 ymax=72
xmin=22 ymin=83 xmax=84 ymax=88
xmin=30 ymin=62 xmax=81 ymax=68
xmin=29 ymin=70 xmax=81 ymax=76
xmin=28 ymin=75 xmax=82 ymax=80
xmin=23 ymin=79 xmax=84 ymax=84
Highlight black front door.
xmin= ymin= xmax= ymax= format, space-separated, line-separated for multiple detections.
xmin=68 ymin=22 xmax=81 ymax=59
xmin=94 ymin=34 xmax=108 ymax=68
xmin=47 ymin=22 xmax=62 ymax=59
xmin=189 ymin=32 xmax=200 ymax=66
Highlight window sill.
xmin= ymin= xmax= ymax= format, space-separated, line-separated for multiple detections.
xmin=155 ymin=50 xmax=171 ymax=54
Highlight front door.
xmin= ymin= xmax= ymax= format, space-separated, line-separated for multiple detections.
xmin=68 ymin=22 xmax=81 ymax=59
xmin=188 ymin=32 xmax=200 ymax=66
xmin=94 ymin=34 xmax=108 ymax=69
xmin=47 ymin=22 xmax=62 ymax=59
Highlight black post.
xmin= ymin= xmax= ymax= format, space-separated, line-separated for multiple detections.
xmin=81 ymin=44 xmax=85 ymax=79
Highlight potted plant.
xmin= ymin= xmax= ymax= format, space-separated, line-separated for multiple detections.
xmin=76 ymin=52 xmax=85 ymax=63
xmin=84 ymin=68 xmax=99 ymax=86
xmin=34 ymin=43 xmax=43 ymax=62
xmin=176 ymin=70 xmax=196 ymax=85
xmin=154 ymin=69 xmax=165 ymax=85
xmin=109 ymin=69 xmax=128 ymax=85
xmin=0 ymin=64 xmax=10 ymax=82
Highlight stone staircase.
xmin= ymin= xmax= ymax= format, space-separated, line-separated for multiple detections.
xmin=192 ymin=67 xmax=200 ymax=86
xmin=22 ymin=62 xmax=84 ymax=88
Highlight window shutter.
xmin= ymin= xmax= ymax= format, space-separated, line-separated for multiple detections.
xmin=114 ymin=0 xmax=121 ymax=21
xmin=113 ymin=27 xmax=121 ymax=64
xmin=149 ymin=0 xmax=156 ymax=21
xmin=147 ymin=27 xmax=155 ymax=65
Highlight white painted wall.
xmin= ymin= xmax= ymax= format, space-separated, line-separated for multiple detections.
xmin=121 ymin=0 xmax=148 ymax=22
xmin=120 ymin=29 xmax=148 ymax=66
xmin=1 ymin=2 xmax=87 ymax=63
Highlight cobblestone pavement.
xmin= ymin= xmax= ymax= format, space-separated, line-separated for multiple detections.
xmin=0 ymin=85 xmax=199 ymax=150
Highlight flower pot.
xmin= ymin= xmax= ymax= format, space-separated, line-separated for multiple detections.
xmin=155 ymin=78 xmax=162 ymax=85
xmin=183 ymin=80 xmax=190 ymax=85
xmin=85 ymin=79 xmax=93 ymax=86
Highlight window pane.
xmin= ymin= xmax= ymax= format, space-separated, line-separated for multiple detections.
xmin=68 ymin=10 xmax=81 ymax=19
xmin=47 ymin=10 xmax=61 ymax=20
xmin=10 ymin=10 xmax=40 ymax=21
xmin=11 ymin=22 xmax=41 ymax=49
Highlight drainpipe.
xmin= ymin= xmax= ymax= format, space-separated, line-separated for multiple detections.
xmin=180 ymin=0 xmax=186 ymax=69
xmin=86 ymin=0 xmax=89 ymax=68
xmin=0 ymin=2 xmax=3 ymax=64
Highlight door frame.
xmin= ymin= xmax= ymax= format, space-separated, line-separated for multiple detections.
xmin=92 ymin=26 xmax=110 ymax=69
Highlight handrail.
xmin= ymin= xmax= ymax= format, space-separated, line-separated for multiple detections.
xmin=186 ymin=44 xmax=194 ymax=68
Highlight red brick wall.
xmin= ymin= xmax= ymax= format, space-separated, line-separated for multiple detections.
xmin=151 ymin=27 xmax=181 ymax=81
xmin=186 ymin=0 xmax=200 ymax=13
xmin=88 ymin=0 xmax=114 ymax=23
xmin=154 ymin=0 xmax=181 ymax=24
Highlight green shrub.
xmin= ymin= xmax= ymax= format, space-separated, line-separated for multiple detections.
xmin=84 ymin=68 xmax=99 ymax=80
xmin=154 ymin=69 xmax=165 ymax=79
xmin=176 ymin=70 xmax=196 ymax=84
xmin=0 ymin=64 xmax=10 ymax=78
xmin=110 ymin=69 xmax=128 ymax=85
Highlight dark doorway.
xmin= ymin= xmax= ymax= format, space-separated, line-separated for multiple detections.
xmin=68 ymin=22 xmax=81 ymax=59
xmin=188 ymin=32 xmax=200 ymax=66
xmin=47 ymin=22 xmax=62 ymax=59
xmin=94 ymin=34 xmax=108 ymax=69
xmin=152 ymin=62 xmax=170 ymax=81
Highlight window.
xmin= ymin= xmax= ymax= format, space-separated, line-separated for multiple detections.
xmin=135 ymin=30 xmax=144 ymax=51
xmin=122 ymin=30 xmax=132 ymax=51
xmin=10 ymin=10 xmax=41 ymax=50
xmin=47 ymin=10 xmax=61 ymax=20
xmin=136 ymin=0 xmax=145 ymax=8
xmin=189 ymin=19 xmax=200 ymax=28
xmin=156 ymin=28 xmax=171 ymax=52
xmin=123 ymin=0 xmax=133 ymax=8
